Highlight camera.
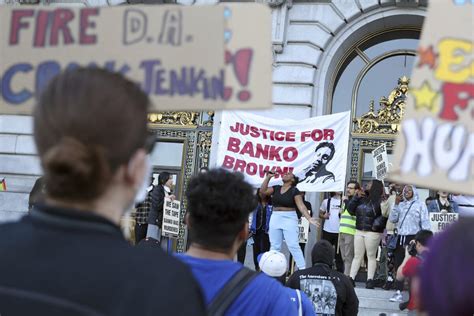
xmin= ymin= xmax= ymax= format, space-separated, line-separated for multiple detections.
xmin=408 ymin=242 xmax=417 ymax=256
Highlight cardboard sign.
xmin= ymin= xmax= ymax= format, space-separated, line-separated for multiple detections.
xmin=0 ymin=4 xmax=272 ymax=114
xmin=162 ymin=197 xmax=181 ymax=238
xmin=429 ymin=212 xmax=459 ymax=233
xmin=298 ymin=217 xmax=309 ymax=244
xmin=389 ymin=1 xmax=474 ymax=195
xmin=372 ymin=143 xmax=389 ymax=180
xmin=222 ymin=4 xmax=272 ymax=109
xmin=216 ymin=111 xmax=351 ymax=192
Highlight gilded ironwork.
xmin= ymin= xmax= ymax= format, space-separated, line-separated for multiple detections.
xmin=202 ymin=111 xmax=215 ymax=127
xmin=197 ymin=131 xmax=212 ymax=170
xmin=148 ymin=111 xmax=199 ymax=127
xmin=152 ymin=129 xmax=197 ymax=253
xmin=353 ymin=76 xmax=410 ymax=135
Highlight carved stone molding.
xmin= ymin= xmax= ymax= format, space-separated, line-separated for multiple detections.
xmin=353 ymin=76 xmax=410 ymax=135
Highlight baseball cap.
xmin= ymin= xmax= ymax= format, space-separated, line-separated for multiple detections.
xmin=258 ymin=250 xmax=288 ymax=277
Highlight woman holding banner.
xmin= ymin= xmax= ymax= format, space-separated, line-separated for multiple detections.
xmin=260 ymin=171 xmax=319 ymax=270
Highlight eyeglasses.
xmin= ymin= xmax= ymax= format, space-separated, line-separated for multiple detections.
xmin=144 ymin=132 xmax=156 ymax=154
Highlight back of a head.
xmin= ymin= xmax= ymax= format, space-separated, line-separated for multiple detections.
xmin=421 ymin=218 xmax=474 ymax=315
xmin=415 ymin=229 xmax=433 ymax=247
xmin=34 ymin=68 xmax=149 ymax=203
xmin=369 ymin=179 xmax=384 ymax=202
xmin=159 ymin=172 xmax=171 ymax=186
xmin=311 ymin=240 xmax=335 ymax=266
xmin=186 ymin=169 xmax=256 ymax=251
xmin=259 ymin=250 xmax=287 ymax=284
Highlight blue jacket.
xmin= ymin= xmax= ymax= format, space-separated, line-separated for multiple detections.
xmin=427 ymin=199 xmax=459 ymax=213
xmin=250 ymin=204 xmax=272 ymax=234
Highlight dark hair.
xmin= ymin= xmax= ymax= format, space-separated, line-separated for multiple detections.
xmin=159 ymin=172 xmax=171 ymax=186
xmin=415 ymin=229 xmax=433 ymax=247
xmin=368 ymin=179 xmax=384 ymax=204
xmin=34 ymin=68 xmax=149 ymax=202
xmin=311 ymin=239 xmax=334 ymax=266
xmin=420 ymin=218 xmax=474 ymax=315
xmin=314 ymin=142 xmax=335 ymax=161
xmin=186 ymin=169 xmax=257 ymax=251
xmin=347 ymin=180 xmax=361 ymax=190
xmin=291 ymin=175 xmax=300 ymax=187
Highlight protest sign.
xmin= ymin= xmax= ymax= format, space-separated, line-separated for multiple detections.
xmin=216 ymin=111 xmax=351 ymax=192
xmin=222 ymin=4 xmax=272 ymax=109
xmin=389 ymin=1 xmax=473 ymax=195
xmin=372 ymin=143 xmax=389 ymax=180
xmin=429 ymin=212 xmax=459 ymax=233
xmin=0 ymin=4 xmax=272 ymax=114
xmin=298 ymin=217 xmax=309 ymax=244
xmin=162 ymin=197 xmax=181 ymax=238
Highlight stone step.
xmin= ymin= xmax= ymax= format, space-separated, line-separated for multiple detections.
xmin=358 ymin=296 xmax=405 ymax=310
xmin=355 ymin=287 xmax=403 ymax=300
xmin=358 ymin=308 xmax=408 ymax=316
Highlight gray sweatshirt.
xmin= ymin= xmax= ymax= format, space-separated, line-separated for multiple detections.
xmin=389 ymin=185 xmax=431 ymax=236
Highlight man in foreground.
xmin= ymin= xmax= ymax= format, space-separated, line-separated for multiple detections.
xmin=178 ymin=169 xmax=297 ymax=315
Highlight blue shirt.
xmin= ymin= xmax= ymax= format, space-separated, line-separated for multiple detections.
xmin=177 ymin=254 xmax=298 ymax=316
xmin=286 ymin=288 xmax=316 ymax=316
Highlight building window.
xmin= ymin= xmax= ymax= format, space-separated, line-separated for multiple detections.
xmin=331 ymin=29 xmax=420 ymax=116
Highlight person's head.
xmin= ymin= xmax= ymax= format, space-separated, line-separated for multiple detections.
xmin=314 ymin=142 xmax=335 ymax=167
xmin=438 ymin=191 xmax=449 ymax=199
xmin=421 ymin=218 xmax=474 ymax=315
xmin=34 ymin=68 xmax=152 ymax=222
xmin=158 ymin=172 xmax=173 ymax=188
xmin=346 ymin=181 xmax=360 ymax=198
xmin=258 ymin=250 xmax=287 ymax=284
xmin=282 ymin=172 xmax=299 ymax=187
xmin=311 ymin=240 xmax=335 ymax=266
xmin=185 ymin=169 xmax=256 ymax=254
xmin=414 ymin=229 xmax=433 ymax=255
xmin=403 ymin=185 xmax=415 ymax=201
xmin=388 ymin=182 xmax=403 ymax=195
xmin=368 ymin=179 xmax=384 ymax=202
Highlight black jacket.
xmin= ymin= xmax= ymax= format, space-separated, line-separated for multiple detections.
xmin=147 ymin=184 xmax=166 ymax=226
xmin=347 ymin=196 xmax=383 ymax=232
xmin=287 ymin=263 xmax=359 ymax=316
xmin=0 ymin=204 xmax=205 ymax=316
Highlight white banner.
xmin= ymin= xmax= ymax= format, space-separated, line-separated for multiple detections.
xmin=372 ymin=143 xmax=389 ymax=180
xmin=216 ymin=111 xmax=351 ymax=192
xmin=162 ymin=198 xmax=181 ymax=238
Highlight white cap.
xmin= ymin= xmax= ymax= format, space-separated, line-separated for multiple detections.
xmin=259 ymin=250 xmax=288 ymax=277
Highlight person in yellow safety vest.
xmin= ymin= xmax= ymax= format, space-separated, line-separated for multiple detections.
xmin=340 ymin=181 xmax=360 ymax=278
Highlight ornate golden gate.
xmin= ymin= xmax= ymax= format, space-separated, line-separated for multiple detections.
xmin=350 ymin=76 xmax=409 ymax=186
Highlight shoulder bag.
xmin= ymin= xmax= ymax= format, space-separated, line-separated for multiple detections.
xmin=386 ymin=201 xmax=415 ymax=250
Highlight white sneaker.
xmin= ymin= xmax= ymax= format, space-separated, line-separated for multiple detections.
xmin=389 ymin=290 xmax=403 ymax=302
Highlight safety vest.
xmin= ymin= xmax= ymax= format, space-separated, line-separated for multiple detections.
xmin=339 ymin=208 xmax=356 ymax=235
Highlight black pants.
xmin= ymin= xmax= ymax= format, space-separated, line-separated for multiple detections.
xmin=393 ymin=234 xmax=415 ymax=291
xmin=135 ymin=223 xmax=148 ymax=245
xmin=322 ymin=231 xmax=344 ymax=273
xmin=252 ymin=232 xmax=270 ymax=270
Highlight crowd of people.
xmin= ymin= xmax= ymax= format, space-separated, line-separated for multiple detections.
xmin=0 ymin=68 xmax=472 ymax=316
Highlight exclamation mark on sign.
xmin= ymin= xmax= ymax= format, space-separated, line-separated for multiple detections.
xmin=223 ymin=48 xmax=253 ymax=102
